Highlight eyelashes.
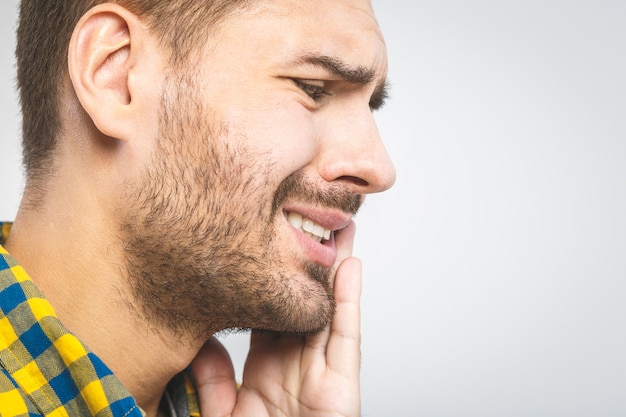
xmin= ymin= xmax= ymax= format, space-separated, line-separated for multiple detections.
xmin=293 ymin=79 xmax=329 ymax=102
xmin=292 ymin=78 xmax=384 ymax=111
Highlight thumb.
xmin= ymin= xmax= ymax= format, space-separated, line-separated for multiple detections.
xmin=191 ymin=337 xmax=238 ymax=417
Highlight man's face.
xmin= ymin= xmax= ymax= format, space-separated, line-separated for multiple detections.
xmin=121 ymin=0 xmax=395 ymax=339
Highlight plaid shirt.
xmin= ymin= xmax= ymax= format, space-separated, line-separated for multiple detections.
xmin=0 ymin=222 xmax=200 ymax=416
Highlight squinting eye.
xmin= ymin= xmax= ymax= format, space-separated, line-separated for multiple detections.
xmin=293 ymin=79 xmax=329 ymax=102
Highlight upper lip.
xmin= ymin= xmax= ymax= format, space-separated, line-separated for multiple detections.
xmin=282 ymin=203 xmax=354 ymax=233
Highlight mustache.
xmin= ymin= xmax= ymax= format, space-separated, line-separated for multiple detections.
xmin=271 ymin=171 xmax=363 ymax=218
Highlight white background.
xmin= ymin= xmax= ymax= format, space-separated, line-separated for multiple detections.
xmin=1 ymin=1 xmax=625 ymax=416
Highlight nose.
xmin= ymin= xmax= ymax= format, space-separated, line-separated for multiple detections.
xmin=316 ymin=104 xmax=396 ymax=195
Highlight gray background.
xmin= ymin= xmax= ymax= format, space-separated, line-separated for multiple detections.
xmin=1 ymin=1 xmax=625 ymax=416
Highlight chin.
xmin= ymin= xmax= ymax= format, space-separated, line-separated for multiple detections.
xmin=252 ymin=270 xmax=336 ymax=335
xmin=255 ymin=310 xmax=334 ymax=337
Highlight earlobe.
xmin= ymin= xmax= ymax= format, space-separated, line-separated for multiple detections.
xmin=68 ymin=4 xmax=140 ymax=141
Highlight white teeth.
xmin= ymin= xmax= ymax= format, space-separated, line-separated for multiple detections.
xmin=287 ymin=212 xmax=332 ymax=242
xmin=287 ymin=211 xmax=303 ymax=229
xmin=303 ymin=218 xmax=324 ymax=237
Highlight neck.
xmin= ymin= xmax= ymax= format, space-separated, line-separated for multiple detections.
xmin=5 ymin=184 xmax=206 ymax=415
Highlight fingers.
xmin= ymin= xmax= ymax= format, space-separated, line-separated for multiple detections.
xmin=191 ymin=337 xmax=237 ymax=417
xmin=326 ymin=256 xmax=362 ymax=377
xmin=310 ymin=220 xmax=362 ymax=376
xmin=334 ymin=220 xmax=357 ymax=272
xmin=303 ymin=220 xmax=358 ymax=353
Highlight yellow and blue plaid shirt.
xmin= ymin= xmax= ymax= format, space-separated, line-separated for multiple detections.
xmin=0 ymin=222 xmax=200 ymax=416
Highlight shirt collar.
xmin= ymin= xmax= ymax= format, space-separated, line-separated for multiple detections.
xmin=0 ymin=221 xmax=10 ymax=245
xmin=0 ymin=221 xmax=200 ymax=416
xmin=0 ymin=238 xmax=144 ymax=416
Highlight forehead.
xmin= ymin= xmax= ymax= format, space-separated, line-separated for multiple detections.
xmin=250 ymin=0 xmax=382 ymax=33
xmin=213 ymin=0 xmax=388 ymax=76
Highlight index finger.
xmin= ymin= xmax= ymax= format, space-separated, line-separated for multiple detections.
xmin=326 ymin=255 xmax=362 ymax=377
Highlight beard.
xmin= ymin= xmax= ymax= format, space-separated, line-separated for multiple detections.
xmin=118 ymin=70 xmax=362 ymax=341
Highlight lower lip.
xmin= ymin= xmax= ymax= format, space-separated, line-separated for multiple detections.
xmin=288 ymin=223 xmax=337 ymax=268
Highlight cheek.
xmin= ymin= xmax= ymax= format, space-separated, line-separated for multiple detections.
xmin=220 ymin=92 xmax=320 ymax=184
xmin=227 ymin=100 xmax=320 ymax=179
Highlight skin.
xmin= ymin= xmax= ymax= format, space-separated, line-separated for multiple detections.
xmin=5 ymin=0 xmax=394 ymax=415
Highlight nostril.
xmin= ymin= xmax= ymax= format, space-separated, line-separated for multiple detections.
xmin=337 ymin=176 xmax=368 ymax=188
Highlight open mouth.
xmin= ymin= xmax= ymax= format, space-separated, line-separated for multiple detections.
xmin=286 ymin=212 xmax=332 ymax=243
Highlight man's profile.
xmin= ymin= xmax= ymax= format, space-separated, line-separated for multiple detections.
xmin=0 ymin=0 xmax=395 ymax=415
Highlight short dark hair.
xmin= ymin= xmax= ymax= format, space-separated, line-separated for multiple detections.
xmin=16 ymin=0 xmax=247 ymax=180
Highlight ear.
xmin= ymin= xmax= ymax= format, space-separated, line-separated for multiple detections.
xmin=68 ymin=4 xmax=146 ymax=141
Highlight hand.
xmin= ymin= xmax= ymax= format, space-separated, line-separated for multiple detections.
xmin=191 ymin=221 xmax=362 ymax=417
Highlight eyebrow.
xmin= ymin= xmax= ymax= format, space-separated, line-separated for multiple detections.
xmin=293 ymin=54 xmax=390 ymax=110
